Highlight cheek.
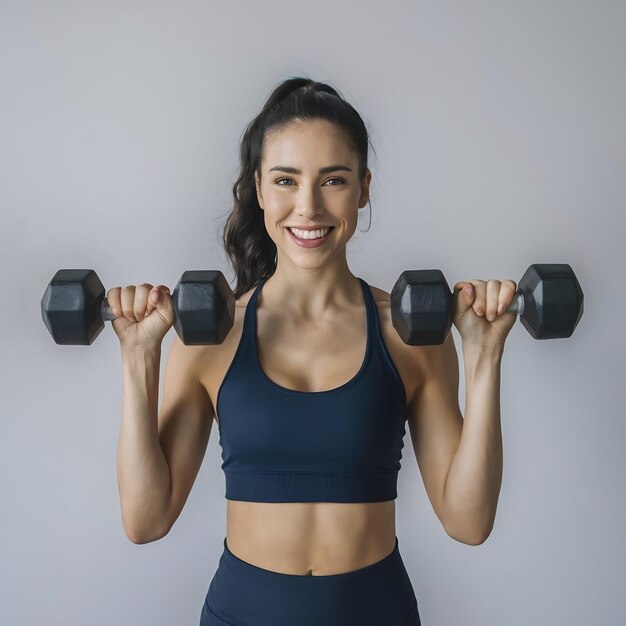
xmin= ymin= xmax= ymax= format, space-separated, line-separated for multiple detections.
xmin=263 ymin=195 xmax=291 ymax=213
xmin=262 ymin=207 xmax=291 ymax=234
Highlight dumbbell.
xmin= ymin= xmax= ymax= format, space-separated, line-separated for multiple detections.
xmin=390 ymin=263 xmax=584 ymax=345
xmin=41 ymin=269 xmax=235 ymax=346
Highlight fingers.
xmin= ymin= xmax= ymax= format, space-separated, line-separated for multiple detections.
xmin=470 ymin=281 xmax=487 ymax=317
xmin=463 ymin=279 xmax=517 ymax=320
xmin=106 ymin=287 xmax=122 ymax=318
xmin=106 ymin=283 xmax=157 ymax=322
xmin=132 ymin=284 xmax=153 ymax=321
xmin=484 ymin=280 xmax=500 ymax=320
xmin=120 ymin=285 xmax=140 ymax=322
xmin=145 ymin=284 xmax=171 ymax=317
xmin=497 ymin=280 xmax=517 ymax=315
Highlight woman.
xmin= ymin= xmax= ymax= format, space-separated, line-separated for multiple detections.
xmin=110 ymin=77 xmax=516 ymax=625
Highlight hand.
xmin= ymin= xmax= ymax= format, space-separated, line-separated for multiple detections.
xmin=107 ymin=283 xmax=175 ymax=351
xmin=452 ymin=279 xmax=518 ymax=349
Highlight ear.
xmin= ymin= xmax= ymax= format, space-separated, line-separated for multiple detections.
xmin=255 ymin=172 xmax=264 ymax=210
xmin=358 ymin=168 xmax=372 ymax=208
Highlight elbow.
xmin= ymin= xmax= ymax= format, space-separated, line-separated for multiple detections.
xmin=446 ymin=528 xmax=491 ymax=546
xmin=125 ymin=523 xmax=170 ymax=545
xmin=127 ymin=533 xmax=160 ymax=545
xmin=464 ymin=530 xmax=491 ymax=546
xmin=445 ymin=521 xmax=493 ymax=546
xmin=121 ymin=507 xmax=172 ymax=544
xmin=443 ymin=505 xmax=496 ymax=546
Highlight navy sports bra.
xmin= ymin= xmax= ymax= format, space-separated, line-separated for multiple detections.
xmin=215 ymin=276 xmax=408 ymax=503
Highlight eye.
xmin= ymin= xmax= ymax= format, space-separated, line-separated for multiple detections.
xmin=274 ymin=177 xmax=346 ymax=186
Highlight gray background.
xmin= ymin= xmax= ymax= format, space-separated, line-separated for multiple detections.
xmin=1 ymin=1 xmax=624 ymax=624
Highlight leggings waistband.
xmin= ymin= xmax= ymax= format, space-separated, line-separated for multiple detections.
xmin=204 ymin=535 xmax=420 ymax=626
xmin=222 ymin=535 xmax=401 ymax=580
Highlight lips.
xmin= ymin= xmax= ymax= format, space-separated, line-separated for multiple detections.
xmin=288 ymin=226 xmax=332 ymax=238
xmin=286 ymin=226 xmax=334 ymax=248
xmin=286 ymin=226 xmax=334 ymax=230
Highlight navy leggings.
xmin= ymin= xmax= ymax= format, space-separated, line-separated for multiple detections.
xmin=200 ymin=535 xmax=421 ymax=626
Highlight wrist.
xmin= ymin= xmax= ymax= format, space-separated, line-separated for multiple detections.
xmin=462 ymin=342 xmax=503 ymax=372
xmin=461 ymin=341 xmax=505 ymax=356
xmin=462 ymin=347 xmax=502 ymax=396
xmin=121 ymin=344 xmax=162 ymax=361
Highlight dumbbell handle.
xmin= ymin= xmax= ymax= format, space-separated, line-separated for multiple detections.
xmin=458 ymin=288 xmax=524 ymax=315
xmin=100 ymin=298 xmax=170 ymax=322
xmin=505 ymin=292 xmax=525 ymax=316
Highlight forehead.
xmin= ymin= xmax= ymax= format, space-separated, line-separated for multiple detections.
xmin=262 ymin=119 xmax=354 ymax=165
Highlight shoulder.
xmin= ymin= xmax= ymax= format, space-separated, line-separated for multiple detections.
xmin=365 ymin=281 xmax=456 ymax=394
xmin=367 ymin=282 xmax=392 ymax=308
xmin=365 ymin=281 xmax=428 ymax=396
xmin=236 ymin=285 xmax=256 ymax=309
xmin=189 ymin=284 xmax=255 ymax=367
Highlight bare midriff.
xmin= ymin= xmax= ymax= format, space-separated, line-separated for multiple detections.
xmin=226 ymin=499 xmax=397 ymax=575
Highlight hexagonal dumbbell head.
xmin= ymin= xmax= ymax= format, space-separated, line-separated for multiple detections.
xmin=517 ymin=264 xmax=584 ymax=339
xmin=172 ymin=270 xmax=235 ymax=345
xmin=41 ymin=269 xmax=108 ymax=345
xmin=390 ymin=269 xmax=453 ymax=345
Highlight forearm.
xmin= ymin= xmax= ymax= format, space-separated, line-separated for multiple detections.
xmin=443 ymin=345 xmax=504 ymax=544
xmin=116 ymin=346 xmax=171 ymax=543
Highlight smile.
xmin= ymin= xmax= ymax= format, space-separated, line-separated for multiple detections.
xmin=286 ymin=226 xmax=334 ymax=248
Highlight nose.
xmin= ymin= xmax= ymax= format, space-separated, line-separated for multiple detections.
xmin=295 ymin=187 xmax=325 ymax=220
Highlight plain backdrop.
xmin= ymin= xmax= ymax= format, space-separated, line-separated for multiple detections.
xmin=1 ymin=1 xmax=624 ymax=625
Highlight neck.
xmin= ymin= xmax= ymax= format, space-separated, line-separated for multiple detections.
xmin=263 ymin=255 xmax=362 ymax=319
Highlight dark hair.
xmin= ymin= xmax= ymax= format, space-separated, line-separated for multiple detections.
xmin=221 ymin=76 xmax=375 ymax=299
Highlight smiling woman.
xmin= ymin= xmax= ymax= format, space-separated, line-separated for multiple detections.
xmin=250 ymin=118 xmax=373 ymax=284
xmin=222 ymin=78 xmax=375 ymax=300
xmin=156 ymin=77 xmax=420 ymax=626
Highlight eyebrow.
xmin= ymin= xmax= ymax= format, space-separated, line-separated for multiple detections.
xmin=267 ymin=164 xmax=353 ymax=175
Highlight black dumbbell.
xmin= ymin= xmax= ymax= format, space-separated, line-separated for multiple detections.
xmin=390 ymin=263 xmax=584 ymax=345
xmin=41 ymin=269 xmax=235 ymax=346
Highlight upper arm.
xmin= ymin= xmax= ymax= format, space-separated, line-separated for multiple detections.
xmin=406 ymin=331 xmax=463 ymax=531
xmin=158 ymin=334 xmax=215 ymax=533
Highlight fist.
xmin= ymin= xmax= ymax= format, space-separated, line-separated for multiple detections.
xmin=452 ymin=279 xmax=518 ymax=349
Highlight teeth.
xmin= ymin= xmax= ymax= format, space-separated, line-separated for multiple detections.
xmin=289 ymin=227 xmax=331 ymax=240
